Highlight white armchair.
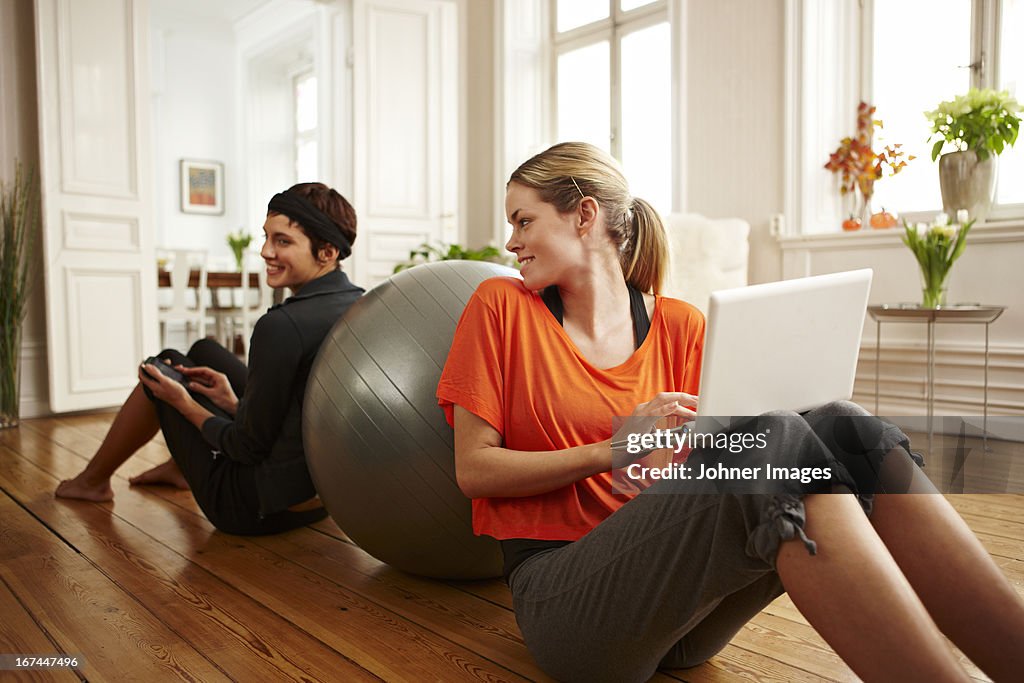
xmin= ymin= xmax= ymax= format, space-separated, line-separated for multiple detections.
xmin=660 ymin=213 xmax=750 ymax=314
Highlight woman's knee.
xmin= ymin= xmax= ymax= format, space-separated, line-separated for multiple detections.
xmin=156 ymin=348 xmax=190 ymax=365
xmin=187 ymin=337 xmax=224 ymax=359
xmin=807 ymin=399 xmax=871 ymax=418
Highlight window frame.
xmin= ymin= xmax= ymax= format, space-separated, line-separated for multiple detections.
xmin=292 ymin=67 xmax=318 ymax=183
xmin=785 ymin=0 xmax=1023 ymax=236
xmin=550 ymin=0 xmax=671 ymax=192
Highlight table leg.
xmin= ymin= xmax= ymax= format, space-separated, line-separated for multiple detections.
xmin=875 ymin=320 xmax=881 ymax=415
xmin=984 ymin=322 xmax=991 ymax=452
xmin=927 ymin=319 xmax=935 ymax=456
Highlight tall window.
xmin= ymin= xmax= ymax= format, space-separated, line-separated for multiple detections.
xmin=867 ymin=0 xmax=972 ymax=215
xmin=554 ymin=0 xmax=672 ymax=213
xmin=293 ymin=70 xmax=318 ymax=182
xmin=791 ymin=0 xmax=1024 ymax=234
xmin=996 ymin=0 xmax=1023 ymax=209
xmin=848 ymin=0 xmax=1022 ymax=225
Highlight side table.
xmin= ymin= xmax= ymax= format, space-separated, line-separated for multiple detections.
xmin=867 ymin=304 xmax=1006 ymax=453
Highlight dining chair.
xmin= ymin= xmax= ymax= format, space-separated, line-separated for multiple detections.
xmin=157 ymin=248 xmax=209 ymax=349
xmin=214 ymin=252 xmax=273 ymax=356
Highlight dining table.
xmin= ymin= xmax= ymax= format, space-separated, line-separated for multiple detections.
xmin=157 ymin=270 xmax=261 ymax=289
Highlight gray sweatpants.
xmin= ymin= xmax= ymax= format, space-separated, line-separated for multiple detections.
xmin=508 ymin=401 xmax=921 ymax=682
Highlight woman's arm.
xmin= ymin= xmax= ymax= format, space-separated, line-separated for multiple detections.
xmin=138 ymin=363 xmax=214 ymax=430
xmin=178 ymin=365 xmax=239 ymax=415
xmin=204 ymin=314 xmax=303 ymax=464
xmin=454 ymin=391 xmax=697 ymax=499
xmin=454 ymin=405 xmax=609 ymax=498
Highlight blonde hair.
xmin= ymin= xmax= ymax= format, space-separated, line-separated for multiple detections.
xmin=508 ymin=142 xmax=668 ymax=294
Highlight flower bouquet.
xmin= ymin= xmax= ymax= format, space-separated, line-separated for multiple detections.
xmin=226 ymin=230 xmax=253 ymax=271
xmin=925 ymin=87 xmax=1021 ymax=162
xmin=825 ymin=101 xmax=913 ymax=228
xmin=902 ymin=210 xmax=974 ymax=308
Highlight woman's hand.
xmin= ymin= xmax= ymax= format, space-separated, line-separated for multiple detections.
xmin=179 ymin=365 xmax=239 ymax=415
xmin=630 ymin=391 xmax=698 ymax=420
xmin=611 ymin=392 xmax=699 ymax=468
xmin=139 ymin=362 xmax=192 ymax=412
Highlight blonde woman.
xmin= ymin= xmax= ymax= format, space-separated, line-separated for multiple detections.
xmin=438 ymin=142 xmax=1024 ymax=682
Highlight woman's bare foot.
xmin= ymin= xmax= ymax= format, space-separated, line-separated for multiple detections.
xmin=55 ymin=474 xmax=114 ymax=502
xmin=129 ymin=459 xmax=189 ymax=490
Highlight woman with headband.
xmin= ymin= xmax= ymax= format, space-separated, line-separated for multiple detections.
xmin=56 ymin=182 xmax=364 ymax=535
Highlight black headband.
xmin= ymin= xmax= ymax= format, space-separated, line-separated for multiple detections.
xmin=267 ymin=191 xmax=352 ymax=260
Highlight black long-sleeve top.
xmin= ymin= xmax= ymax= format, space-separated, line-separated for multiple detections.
xmin=200 ymin=269 xmax=364 ymax=516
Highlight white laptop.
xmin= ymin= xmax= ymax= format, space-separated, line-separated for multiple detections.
xmin=693 ymin=269 xmax=873 ymax=433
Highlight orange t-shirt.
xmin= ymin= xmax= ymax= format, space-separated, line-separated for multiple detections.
xmin=437 ymin=277 xmax=705 ymax=541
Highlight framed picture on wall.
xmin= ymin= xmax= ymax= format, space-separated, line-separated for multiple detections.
xmin=179 ymin=159 xmax=224 ymax=215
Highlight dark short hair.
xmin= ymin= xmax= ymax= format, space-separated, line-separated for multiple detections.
xmin=269 ymin=182 xmax=357 ymax=265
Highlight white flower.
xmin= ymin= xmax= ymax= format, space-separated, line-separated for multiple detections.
xmin=916 ymin=222 xmax=928 ymax=237
xmin=956 ymin=209 xmax=969 ymax=224
xmin=933 ymin=212 xmax=949 ymax=227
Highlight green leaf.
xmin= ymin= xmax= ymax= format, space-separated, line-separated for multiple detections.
xmin=931 ymin=140 xmax=945 ymax=161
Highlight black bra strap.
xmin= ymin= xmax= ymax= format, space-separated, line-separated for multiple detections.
xmin=541 ymin=284 xmax=651 ymax=348
xmin=628 ymin=284 xmax=651 ymax=347
xmin=541 ymin=285 xmax=564 ymax=325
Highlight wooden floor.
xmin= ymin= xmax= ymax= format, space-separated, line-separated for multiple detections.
xmin=1 ymin=414 xmax=1021 ymax=682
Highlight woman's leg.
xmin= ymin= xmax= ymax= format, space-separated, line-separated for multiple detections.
xmin=130 ymin=339 xmax=245 ymax=488
xmin=776 ymin=492 xmax=969 ymax=683
xmin=55 ymin=382 xmax=162 ymax=501
xmin=870 ymin=489 xmax=1024 ymax=682
xmin=186 ymin=337 xmax=247 ymax=395
xmin=803 ymin=400 xmax=1024 ymax=680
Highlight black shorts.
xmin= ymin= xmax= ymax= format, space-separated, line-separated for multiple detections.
xmin=147 ymin=339 xmax=326 ymax=535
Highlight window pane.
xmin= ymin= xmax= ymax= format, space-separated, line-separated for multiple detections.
xmin=997 ymin=0 xmax=1024 ymax=206
xmin=557 ymin=41 xmax=611 ymax=152
xmin=557 ymin=0 xmax=609 ymax=33
xmin=620 ymin=22 xmax=671 ymax=213
xmin=620 ymin=0 xmax=657 ymax=12
xmin=870 ymin=0 xmax=971 ymax=215
xmin=295 ymin=73 xmax=317 ymax=133
xmin=296 ymin=139 xmax=317 ymax=182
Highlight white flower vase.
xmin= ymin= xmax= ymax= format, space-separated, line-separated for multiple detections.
xmin=939 ymin=150 xmax=997 ymax=224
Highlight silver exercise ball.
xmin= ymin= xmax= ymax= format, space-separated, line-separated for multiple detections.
xmin=303 ymin=260 xmax=515 ymax=579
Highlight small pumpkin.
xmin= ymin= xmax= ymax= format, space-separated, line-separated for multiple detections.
xmin=842 ymin=215 xmax=862 ymax=232
xmin=869 ymin=208 xmax=898 ymax=229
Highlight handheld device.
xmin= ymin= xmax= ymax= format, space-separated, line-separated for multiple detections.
xmin=141 ymin=357 xmax=188 ymax=386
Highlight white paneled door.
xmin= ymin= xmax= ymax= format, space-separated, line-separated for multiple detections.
xmin=352 ymin=0 xmax=459 ymax=286
xmin=35 ymin=0 xmax=157 ymax=411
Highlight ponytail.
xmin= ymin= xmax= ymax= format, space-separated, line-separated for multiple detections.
xmin=509 ymin=142 xmax=668 ymax=294
xmin=623 ymin=197 xmax=668 ymax=295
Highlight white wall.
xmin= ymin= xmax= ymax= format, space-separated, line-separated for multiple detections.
xmin=459 ymin=0 xmax=499 ymax=250
xmin=150 ymin=5 xmax=244 ymax=265
xmin=0 ymin=0 xmax=48 ymax=419
xmin=683 ymin=0 xmax=785 ymax=287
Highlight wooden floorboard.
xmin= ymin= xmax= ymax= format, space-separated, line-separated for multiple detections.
xmin=0 ymin=493 xmax=231 ymax=682
xmin=0 ymin=439 xmax=527 ymax=682
xmin=2 ymin=414 xmax=1021 ymax=682
xmin=0 ymin=446 xmax=376 ymax=682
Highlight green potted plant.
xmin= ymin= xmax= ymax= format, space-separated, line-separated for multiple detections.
xmin=393 ymin=241 xmax=517 ymax=273
xmin=925 ymin=87 xmax=1021 ymax=222
xmin=0 ymin=161 xmax=39 ymax=428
